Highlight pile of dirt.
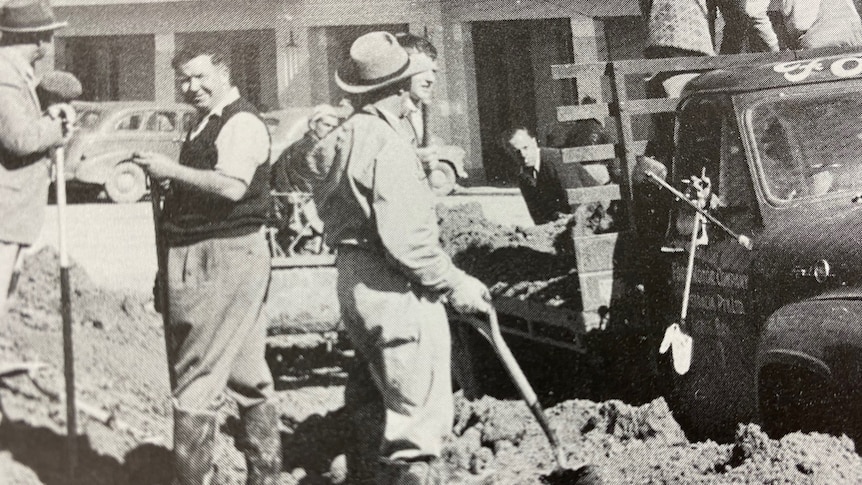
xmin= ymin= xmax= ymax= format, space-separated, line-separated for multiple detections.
xmin=437 ymin=203 xmax=583 ymax=308
xmin=443 ymin=394 xmax=862 ymax=484
xmin=5 ymin=247 xmax=862 ymax=485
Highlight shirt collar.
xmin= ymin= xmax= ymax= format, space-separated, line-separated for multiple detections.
xmin=367 ymin=104 xmax=402 ymax=130
xmin=402 ymin=97 xmax=421 ymax=118
xmin=535 ymin=149 xmax=541 ymax=174
xmin=204 ymin=86 xmax=241 ymax=118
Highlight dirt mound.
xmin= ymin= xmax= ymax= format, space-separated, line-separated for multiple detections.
xmin=4 ymin=244 xmax=862 ymax=485
xmin=438 ymin=204 xmax=583 ymax=307
xmin=443 ymin=394 xmax=862 ymax=484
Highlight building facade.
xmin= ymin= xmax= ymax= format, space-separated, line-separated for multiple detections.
xmin=50 ymin=0 xmax=644 ymax=183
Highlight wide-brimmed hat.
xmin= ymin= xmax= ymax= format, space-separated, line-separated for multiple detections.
xmin=0 ymin=0 xmax=67 ymax=33
xmin=335 ymin=31 xmax=435 ymax=94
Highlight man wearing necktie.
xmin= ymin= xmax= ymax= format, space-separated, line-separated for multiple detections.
xmin=504 ymin=125 xmax=599 ymax=225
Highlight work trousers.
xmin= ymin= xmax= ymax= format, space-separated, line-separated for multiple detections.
xmin=336 ymin=247 xmax=453 ymax=463
xmin=167 ymin=229 xmax=274 ymax=412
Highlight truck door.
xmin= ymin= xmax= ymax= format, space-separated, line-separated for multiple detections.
xmin=666 ymin=95 xmax=763 ymax=440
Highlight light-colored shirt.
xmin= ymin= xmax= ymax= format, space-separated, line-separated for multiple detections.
xmin=189 ymin=87 xmax=269 ymax=184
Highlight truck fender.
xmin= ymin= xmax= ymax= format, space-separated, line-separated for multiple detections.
xmin=756 ymin=298 xmax=862 ymax=383
xmin=74 ymin=151 xmax=137 ymax=185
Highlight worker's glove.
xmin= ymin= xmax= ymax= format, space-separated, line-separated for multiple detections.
xmin=448 ymin=275 xmax=492 ymax=315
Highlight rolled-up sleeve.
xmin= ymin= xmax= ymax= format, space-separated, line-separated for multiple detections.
xmin=372 ymin=135 xmax=465 ymax=293
xmin=0 ymin=82 xmax=63 ymax=162
xmin=214 ymin=112 xmax=270 ymax=184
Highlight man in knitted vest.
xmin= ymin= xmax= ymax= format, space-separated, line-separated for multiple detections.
xmin=133 ymin=43 xmax=280 ymax=485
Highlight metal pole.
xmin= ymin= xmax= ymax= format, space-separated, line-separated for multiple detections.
xmin=644 ymin=170 xmax=753 ymax=250
xmin=150 ymin=180 xmax=176 ymax=390
xmin=54 ymin=144 xmax=77 ymax=482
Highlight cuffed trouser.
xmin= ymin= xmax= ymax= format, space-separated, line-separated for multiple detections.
xmin=167 ymin=230 xmax=274 ymax=411
xmin=336 ymin=247 xmax=453 ymax=465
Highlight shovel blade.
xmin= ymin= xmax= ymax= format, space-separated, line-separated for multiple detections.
xmin=540 ymin=464 xmax=603 ymax=485
xmin=659 ymin=323 xmax=693 ymax=375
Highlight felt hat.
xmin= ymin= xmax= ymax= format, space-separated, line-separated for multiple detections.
xmin=0 ymin=0 xmax=67 ymax=33
xmin=335 ymin=31 xmax=435 ymax=94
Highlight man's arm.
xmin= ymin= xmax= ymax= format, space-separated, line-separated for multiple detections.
xmin=744 ymin=0 xmax=780 ymax=52
xmin=371 ymin=135 xmax=466 ymax=293
xmin=132 ymin=152 xmax=249 ymax=201
xmin=0 ymin=82 xmax=65 ymax=164
xmin=135 ymin=111 xmax=269 ymax=201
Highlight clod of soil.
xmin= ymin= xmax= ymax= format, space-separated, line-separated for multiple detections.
xmin=3 ymin=242 xmax=862 ymax=485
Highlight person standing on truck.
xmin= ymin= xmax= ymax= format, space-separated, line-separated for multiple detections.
xmin=305 ymin=31 xmax=492 ymax=484
xmin=778 ymin=0 xmax=862 ymax=50
xmin=714 ymin=0 xmax=780 ymax=53
xmin=504 ymin=125 xmax=599 ymax=225
xmin=640 ymin=0 xmax=716 ymax=164
xmin=0 ymin=0 xmax=74 ymax=349
xmin=271 ymin=103 xmax=342 ymax=253
xmin=132 ymin=43 xmax=280 ymax=485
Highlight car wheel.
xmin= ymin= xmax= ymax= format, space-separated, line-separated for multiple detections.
xmin=429 ymin=160 xmax=457 ymax=196
xmin=105 ymin=161 xmax=147 ymax=204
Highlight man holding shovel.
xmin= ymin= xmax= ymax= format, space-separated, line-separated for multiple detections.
xmin=0 ymin=0 xmax=73 ymax=362
xmin=133 ymin=43 xmax=280 ymax=485
xmin=306 ymin=31 xmax=491 ymax=484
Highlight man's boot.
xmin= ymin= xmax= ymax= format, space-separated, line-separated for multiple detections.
xmin=376 ymin=458 xmax=443 ymax=485
xmin=173 ymin=404 xmax=217 ymax=485
xmin=236 ymin=400 xmax=282 ymax=485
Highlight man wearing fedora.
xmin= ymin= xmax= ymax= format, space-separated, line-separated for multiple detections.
xmin=0 ymin=0 xmax=74 ymax=336
xmin=305 ymin=31 xmax=491 ymax=484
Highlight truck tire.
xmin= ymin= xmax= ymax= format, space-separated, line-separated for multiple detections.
xmin=429 ymin=160 xmax=457 ymax=196
xmin=105 ymin=161 xmax=147 ymax=204
xmin=758 ymin=364 xmax=839 ymax=439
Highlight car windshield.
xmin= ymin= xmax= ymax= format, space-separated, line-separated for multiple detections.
xmin=748 ymin=89 xmax=862 ymax=202
xmin=75 ymin=110 xmax=102 ymax=129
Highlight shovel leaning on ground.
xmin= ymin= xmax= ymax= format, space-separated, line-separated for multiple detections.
xmin=464 ymin=308 xmax=602 ymax=485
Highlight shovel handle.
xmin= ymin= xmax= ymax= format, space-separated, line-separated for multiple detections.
xmin=463 ymin=310 xmax=566 ymax=468
xmin=466 ymin=310 xmax=539 ymax=405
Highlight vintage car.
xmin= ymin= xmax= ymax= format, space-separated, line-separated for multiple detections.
xmin=65 ymin=101 xmax=195 ymax=203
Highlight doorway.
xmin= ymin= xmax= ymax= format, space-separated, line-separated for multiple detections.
xmin=472 ymin=19 xmax=576 ymax=185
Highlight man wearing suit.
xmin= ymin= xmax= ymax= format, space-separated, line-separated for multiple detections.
xmin=505 ymin=126 xmax=598 ymax=225
xmin=0 ymin=0 xmax=73 ymax=318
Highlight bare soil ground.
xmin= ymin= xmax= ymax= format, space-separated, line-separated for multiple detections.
xmin=2 ymin=203 xmax=862 ymax=484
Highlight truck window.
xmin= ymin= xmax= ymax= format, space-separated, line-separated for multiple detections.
xmin=749 ymin=90 xmax=862 ymax=202
xmin=674 ymin=96 xmax=759 ymax=236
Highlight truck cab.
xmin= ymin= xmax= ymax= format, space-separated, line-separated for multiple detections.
xmin=662 ymin=53 xmax=862 ymax=440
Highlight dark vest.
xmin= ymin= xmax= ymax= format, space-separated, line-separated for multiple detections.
xmin=162 ymin=98 xmax=271 ymax=246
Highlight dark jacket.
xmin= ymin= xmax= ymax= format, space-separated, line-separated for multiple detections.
xmin=272 ymin=131 xmax=317 ymax=193
xmin=518 ymin=147 xmax=598 ymax=225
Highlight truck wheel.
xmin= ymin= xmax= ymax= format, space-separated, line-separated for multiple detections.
xmin=105 ymin=161 xmax=147 ymax=204
xmin=429 ymin=160 xmax=457 ymax=196
xmin=758 ymin=364 xmax=839 ymax=438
